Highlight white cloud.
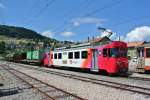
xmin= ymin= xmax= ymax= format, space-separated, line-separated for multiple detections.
xmin=61 ymin=31 xmax=75 ymax=37
xmin=112 ymin=26 xmax=150 ymax=42
xmin=125 ymin=26 xmax=150 ymax=42
xmin=0 ymin=3 xmax=4 ymax=8
xmin=71 ymin=17 xmax=106 ymax=26
xmin=41 ymin=30 xmax=54 ymax=38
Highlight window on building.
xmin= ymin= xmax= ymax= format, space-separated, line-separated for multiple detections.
xmin=68 ymin=52 xmax=73 ymax=59
xmin=82 ymin=51 xmax=87 ymax=59
xmin=75 ymin=51 xmax=80 ymax=59
xmin=54 ymin=53 xmax=57 ymax=59
xmin=58 ymin=53 xmax=62 ymax=59
xmin=146 ymin=48 xmax=150 ymax=58
xmin=103 ymin=48 xmax=107 ymax=57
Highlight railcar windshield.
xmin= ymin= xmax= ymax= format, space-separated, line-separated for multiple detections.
xmin=108 ymin=48 xmax=127 ymax=58
xmin=120 ymin=48 xmax=127 ymax=57
xmin=108 ymin=48 xmax=119 ymax=57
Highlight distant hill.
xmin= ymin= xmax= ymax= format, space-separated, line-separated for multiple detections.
xmin=0 ymin=25 xmax=58 ymax=43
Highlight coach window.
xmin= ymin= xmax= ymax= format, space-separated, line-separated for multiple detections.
xmin=58 ymin=53 xmax=62 ymax=59
xmin=68 ymin=52 xmax=73 ymax=59
xmin=82 ymin=51 xmax=87 ymax=59
xmin=54 ymin=53 xmax=57 ymax=59
xmin=103 ymin=48 xmax=107 ymax=57
xmin=75 ymin=51 xmax=80 ymax=59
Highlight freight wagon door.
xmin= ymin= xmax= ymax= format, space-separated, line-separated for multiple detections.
xmin=91 ymin=49 xmax=99 ymax=72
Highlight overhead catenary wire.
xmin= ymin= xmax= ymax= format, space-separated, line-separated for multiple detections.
xmin=55 ymin=0 xmax=124 ymax=34
xmin=107 ymin=16 xmax=150 ymax=28
xmin=81 ymin=0 xmax=123 ymax=17
xmin=24 ymin=0 xmax=55 ymax=27
xmin=45 ymin=0 xmax=91 ymax=33
xmin=21 ymin=0 xmax=43 ymax=25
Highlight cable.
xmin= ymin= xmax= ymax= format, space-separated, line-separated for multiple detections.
xmin=52 ymin=0 xmax=91 ymax=33
xmin=107 ymin=16 xmax=150 ymax=28
xmin=24 ymin=0 xmax=55 ymax=26
xmin=54 ymin=0 xmax=124 ymax=34
xmin=22 ymin=0 xmax=43 ymax=25
xmin=82 ymin=0 xmax=123 ymax=17
xmin=34 ymin=0 xmax=55 ymax=19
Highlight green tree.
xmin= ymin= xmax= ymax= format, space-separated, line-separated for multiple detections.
xmin=0 ymin=41 xmax=6 ymax=54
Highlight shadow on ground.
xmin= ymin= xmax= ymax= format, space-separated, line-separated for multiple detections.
xmin=0 ymin=87 xmax=22 ymax=97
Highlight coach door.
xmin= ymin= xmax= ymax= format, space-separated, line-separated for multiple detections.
xmin=91 ymin=49 xmax=99 ymax=72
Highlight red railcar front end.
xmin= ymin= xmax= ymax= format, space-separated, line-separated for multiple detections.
xmin=98 ymin=41 xmax=128 ymax=74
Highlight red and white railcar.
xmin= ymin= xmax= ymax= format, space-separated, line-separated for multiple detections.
xmin=143 ymin=47 xmax=150 ymax=71
xmin=44 ymin=41 xmax=128 ymax=74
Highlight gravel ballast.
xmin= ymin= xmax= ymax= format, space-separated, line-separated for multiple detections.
xmin=2 ymin=61 xmax=150 ymax=100
xmin=0 ymin=63 xmax=46 ymax=100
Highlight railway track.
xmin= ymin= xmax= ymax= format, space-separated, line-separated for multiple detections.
xmin=1 ymin=64 xmax=85 ymax=100
xmin=128 ymin=76 xmax=150 ymax=81
xmin=12 ymin=64 xmax=150 ymax=97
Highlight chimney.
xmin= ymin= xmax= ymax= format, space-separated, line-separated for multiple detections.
xmin=87 ymin=37 xmax=90 ymax=42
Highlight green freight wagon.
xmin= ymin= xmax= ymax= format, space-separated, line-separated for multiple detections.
xmin=25 ymin=50 xmax=44 ymax=65
xmin=26 ymin=51 xmax=33 ymax=60
xmin=32 ymin=50 xmax=44 ymax=60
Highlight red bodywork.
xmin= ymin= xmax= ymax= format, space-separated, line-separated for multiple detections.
xmin=43 ymin=52 xmax=49 ymax=67
xmin=97 ymin=41 xmax=128 ymax=74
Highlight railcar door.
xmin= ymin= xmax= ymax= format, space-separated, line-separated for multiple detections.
xmin=91 ymin=49 xmax=99 ymax=72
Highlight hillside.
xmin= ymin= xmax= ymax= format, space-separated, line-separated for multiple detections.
xmin=0 ymin=25 xmax=58 ymax=43
xmin=0 ymin=25 xmax=61 ymax=59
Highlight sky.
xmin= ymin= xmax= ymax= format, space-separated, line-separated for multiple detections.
xmin=0 ymin=0 xmax=150 ymax=42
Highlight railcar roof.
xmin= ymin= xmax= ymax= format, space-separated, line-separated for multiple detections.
xmin=52 ymin=41 xmax=127 ymax=52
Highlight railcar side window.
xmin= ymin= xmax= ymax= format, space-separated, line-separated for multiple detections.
xmin=82 ymin=51 xmax=87 ymax=59
xmin=146 ymin=48 xmax=150 ymax=57
xmin=68 ymin=52 xmax=73 ymax=59
xmin=58 ymin=53 xmax=62 ymax=59
xmin=54 ymin=53 xmax=57 ymax=59
xmin=75 ymin=51 xmax=80 ymax=59
xmin=103 ymin=49 xmax=107 ymax=57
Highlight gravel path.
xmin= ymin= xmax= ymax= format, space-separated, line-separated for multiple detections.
xmin=2 ymin=61 xmax=150 ymax=100
xmin=0 ymin=63 xmax=45 ymax=100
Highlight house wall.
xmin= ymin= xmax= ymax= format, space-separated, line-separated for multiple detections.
xmin=127 ymin=47 xmax=137 ymax=59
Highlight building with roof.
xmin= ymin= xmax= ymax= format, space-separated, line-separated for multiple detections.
xmin=127 ymin=41 xmax=145 ymax=59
